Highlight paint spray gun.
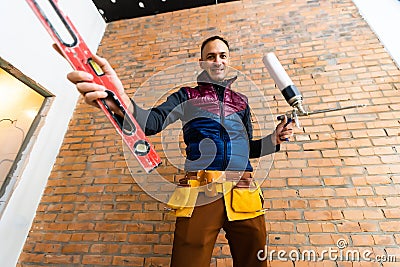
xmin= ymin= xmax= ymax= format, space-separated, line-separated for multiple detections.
xmin=263 ymin=53 xmax=366 ymax=132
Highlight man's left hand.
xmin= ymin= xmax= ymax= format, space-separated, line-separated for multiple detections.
xmin=274 ymin=115 xmax=295 ymax=145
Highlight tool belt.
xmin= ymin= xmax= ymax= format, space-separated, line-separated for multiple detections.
xmin=167 ymin=170 xmax=264 ymax=219
xmin=178 ymin=170 xmax=254 ymax=198
xmin=181 ymin=170 xmax=254 ymax=187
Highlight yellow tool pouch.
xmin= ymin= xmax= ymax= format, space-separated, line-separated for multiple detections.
xmin=167 ymin=180 xmax=200 ymax=217
xmin=167 ymin=187 xmax=191 ymax=209
xmin=231 ymin=187 xmax=263 ymax=213
xmin=223 ymin=182 xmax=265 ymax=221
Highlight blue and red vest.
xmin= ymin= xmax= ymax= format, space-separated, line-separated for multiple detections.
xmin=133 ymin=71 xmax=278 ymax=172
xmin=181 ymin=75 xmax=252 ymax=171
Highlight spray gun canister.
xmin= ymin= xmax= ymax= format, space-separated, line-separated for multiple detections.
xmin=262 ymin=53 xmax=306 ymax=115
xmin=262 ymin=52 xmax=366 ymax=130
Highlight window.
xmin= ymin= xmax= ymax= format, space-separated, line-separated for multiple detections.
xmin=0 ymin=57 xmax=52 ymax=214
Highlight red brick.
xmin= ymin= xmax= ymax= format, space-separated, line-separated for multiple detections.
xmin=379 ymin=222 xmax=400 ymax=232
xmin=90 ymin=244 xmax=120 ymax=254
xmin=144 ymin=257 xmax=171 ymax=267
xmin=62 ymin=244 xmax=90 ymax=254
xmin=120 ymin=245 xmax=152 ymax=254
xmin=82 ymin=255 xmax=113 ymax=265
xmin=304 ymin=210 xmax=343 ymax=221
xmin=112 ymin=256 xmax=144 ymax=266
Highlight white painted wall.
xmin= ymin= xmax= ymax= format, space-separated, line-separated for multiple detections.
xmin=353 ymin=0 xmax=400 ymax=68
xmin=0 ymin=0 xmax=105 ymax=266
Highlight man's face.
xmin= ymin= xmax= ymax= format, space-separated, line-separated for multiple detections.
xmin=199 ymin=39 xmax=230 ymax=82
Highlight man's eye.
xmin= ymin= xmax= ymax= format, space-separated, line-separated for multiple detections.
xmin=221 ymin=55 xmax=227 ymax=59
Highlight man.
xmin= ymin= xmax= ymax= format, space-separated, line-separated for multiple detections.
xmin=66 ymin=36 xmax=294 ymax=267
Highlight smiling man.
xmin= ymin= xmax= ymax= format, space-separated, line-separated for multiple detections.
xmin=66 ymin=35 xmax=294 ymax=267
xmin=200 ymin=36 xmax=230 ymax=81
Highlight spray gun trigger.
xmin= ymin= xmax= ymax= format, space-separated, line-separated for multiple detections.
xmin=293 ymin=112 xmax=300 ymax=128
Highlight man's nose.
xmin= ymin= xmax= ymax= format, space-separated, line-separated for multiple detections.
xmin=213 ymin=56 xmax=223 ymax=65
xmin=214 ymin=55 xmax=222 ymax=63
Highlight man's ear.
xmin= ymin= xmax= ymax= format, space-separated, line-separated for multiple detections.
xmin=199 ymin=59 xmax=206 ymax=70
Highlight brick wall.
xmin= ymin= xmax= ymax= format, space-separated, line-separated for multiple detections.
xmin=18 ymin=0 xmax=400 ymax=266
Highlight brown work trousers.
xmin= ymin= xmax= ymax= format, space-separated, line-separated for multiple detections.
xmin=170 ymin=195 xmax=267 ymax=267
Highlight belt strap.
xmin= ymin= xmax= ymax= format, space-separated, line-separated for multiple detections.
xmin=180 ymin=170 xmax=254 ymax=188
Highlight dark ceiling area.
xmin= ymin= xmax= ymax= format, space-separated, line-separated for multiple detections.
xmin=91 ymin=0 xmax=239 ymax=22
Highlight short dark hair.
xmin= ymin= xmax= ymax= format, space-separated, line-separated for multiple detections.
xmin=200 ymin=35 xmax=230 ymax=59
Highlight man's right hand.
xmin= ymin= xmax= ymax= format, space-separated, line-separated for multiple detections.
xmin=54 ymin=42 xmax=132 ymax=116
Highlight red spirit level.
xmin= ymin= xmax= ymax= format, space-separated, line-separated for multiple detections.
xmin=26 ymin=0 xmax=161 ymax=173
